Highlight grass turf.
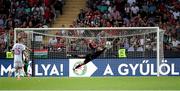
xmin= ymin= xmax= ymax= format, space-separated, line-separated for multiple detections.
xmin=0 ymin=77 xmax=180 ymax=90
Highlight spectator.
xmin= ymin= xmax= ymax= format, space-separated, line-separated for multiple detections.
xmin=48 ymin=37 xmax=58 ymax=51
xmin=131 ymin=4 xmax=139 ymax=16
xmin=128 ymin=45 xmax=135 ymax=51
xmin=127 ymin=0 xmax=136 ymax=6
xmin=171 ymin=37 xmax=180 ymax=51
xmin=0 ymin=16 xmax=4 ymax=28
xmin=111 ymin=9 xmax=120 ymax=20
xmin=55 ymin=38 xmax=65 ymax=51
xmin=136 ymin=45 xmax=144 ymax=51
xmin=78 ymin=9 xmax=86 ymax=21
xmin=172 ymin=9 xmax=180 ymax=20
xmin=0 ymin=0 xmax=56 ymax=52
xmin=54 ymin=0 xmax=63 ymax=15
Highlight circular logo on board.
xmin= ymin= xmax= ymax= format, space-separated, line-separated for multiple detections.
xmin=73 ymin=61 xmax=87 ymax=76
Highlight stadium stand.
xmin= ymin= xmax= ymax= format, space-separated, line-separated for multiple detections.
xmin=74 ymin=0 xmax=179 ymax=51
xmin=0 ymin=0 xmax=179 ymax=58
xmin=52 ymin=0 xmax=85 ymax=27
xmin=0 ymin=0 xmax=63 ymax=52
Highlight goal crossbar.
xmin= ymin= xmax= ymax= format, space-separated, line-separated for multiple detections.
xmin=14 ymin=27 xmax=159 ymax=31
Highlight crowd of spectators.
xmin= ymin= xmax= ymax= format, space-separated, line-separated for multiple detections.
xmin=0 ymin=0 xmax=180 ymax=55
xmin=72 ymin=0 xmax=180 ymax=51
xmin=0 ymin=0 xmax=64 ymax=52
xmin=49 ymin=0 xmax=180 ymax=53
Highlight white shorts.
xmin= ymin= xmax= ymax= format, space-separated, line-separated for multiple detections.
xmin=14 ymin=61 xmax=24 ymax=68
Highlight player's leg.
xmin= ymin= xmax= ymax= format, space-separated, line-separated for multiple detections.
xmin=74 ymin=54 xmax=92 ymax=70
xmin=23 ymin=60 xmax=28 ymax=76
xmin=24 ymin=61 xmax=31 ymax=79
xmin=16 ymin=61 xmax=24 ymax=80
xmin=17 ymin=67 xmax=21 ymax=80
xmin=23 ymin=53 xmax=27 ymax=76
xmin=13 ymin=58 xmax=21 ymax=79
xmin=20 ymin=61 xmax=25 ymax=77
xmin=74 ymin=61 xmax=88 ymax=70
xmin=17 ymin=62 xmax=22 ymax=80
xmin=23 ymin=52 xmax=31 ymax=78
xmin=8 ymin=68 xmax=16 ymax=77
xmin=12 ymin=60 xmax=19 ymax=78
xmin=27 ymin=65 xmax=31 ymax=79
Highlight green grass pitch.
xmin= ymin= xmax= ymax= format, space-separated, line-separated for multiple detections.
xmin=0 ymin=77 xmax=180 ymax=91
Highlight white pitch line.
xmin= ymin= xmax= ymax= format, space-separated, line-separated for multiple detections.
xmin=0 ymin=90 xmax=180 ymax=91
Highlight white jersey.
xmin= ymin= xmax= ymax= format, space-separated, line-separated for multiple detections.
xmin=12 ymin=43 xmax=26 ymax=63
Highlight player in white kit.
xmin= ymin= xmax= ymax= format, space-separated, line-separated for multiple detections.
xmin=12 ymin=39 xmax=26 ymax=80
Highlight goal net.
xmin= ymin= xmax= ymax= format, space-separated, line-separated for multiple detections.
xmin=14 ymin=27 xmax=164 ymax=76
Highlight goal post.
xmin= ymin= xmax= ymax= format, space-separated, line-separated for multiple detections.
xmin=14 ymin=27 xmax=164 ymax=76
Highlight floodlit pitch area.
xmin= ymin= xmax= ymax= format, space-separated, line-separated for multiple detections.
xmin=0 ymin=77 xmax=180 ymax=91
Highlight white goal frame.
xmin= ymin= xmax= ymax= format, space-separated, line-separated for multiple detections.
xmin=14 ymin=27 xmax=163 ymax=76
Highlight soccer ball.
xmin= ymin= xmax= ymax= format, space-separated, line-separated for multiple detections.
xmin=105 ymin=41 xmax=112 ymax=49
xmin=106 ymin=41 xmax=111 ymax=45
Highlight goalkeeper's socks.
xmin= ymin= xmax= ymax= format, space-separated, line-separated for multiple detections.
xmin=74 ymin=64 xmax=83 ymax=69
xmin=17 ymin=76 xmax=21 ymax=80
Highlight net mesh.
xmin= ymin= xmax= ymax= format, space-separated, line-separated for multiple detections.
xmin=14 ymin=27 xmax=163 ymax=59
xmin=14 ymin=27 xmax=165 ymax=76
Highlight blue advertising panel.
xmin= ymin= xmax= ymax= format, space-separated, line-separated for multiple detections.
xmin=0 ymin=59 xmax=69 ymax=77
xmin=34 ymin=59 xmax=69 ymax=77
xmin=92 ymin=58 xmax=180 ymax=76
xmin=0 ymin=58 xmax=180 ymax=77
xmin=0 ymin=59 xmax=13 ymax=77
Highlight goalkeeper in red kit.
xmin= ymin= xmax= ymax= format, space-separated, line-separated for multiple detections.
xmin=73 ymin=40 xmax=109 ymax=70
